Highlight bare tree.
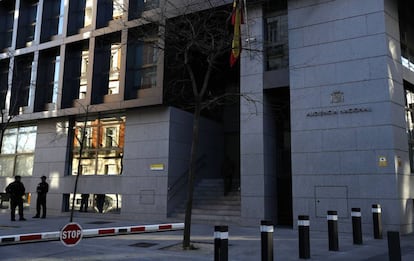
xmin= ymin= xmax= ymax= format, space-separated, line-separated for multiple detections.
xmin=69 ymin=104 xmax=90 ymax=222
xmin=125 ymin=0 xmax=243 ymax=249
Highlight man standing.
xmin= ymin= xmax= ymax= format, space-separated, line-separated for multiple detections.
xmin=5 ymin=175 xmax=26 ymax=221
xmin=33 ymin=176 xmax=49 ymax=218
xmin=80 ymin=193 xmax=89 ymax=212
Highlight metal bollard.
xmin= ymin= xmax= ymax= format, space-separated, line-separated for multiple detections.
xmin=387 ymin=231 xmax=401 ymax=261
xmin=327 ymin=210 xmax=339 ymax=251
xmin=260 ymin=220 xmax=274 ymax=261
xmin=214 ymin=225 xmax=228 ymax=261
xmin=372 ymin=204 xmax=383 ymax=239
xmin=298 ymin=215 xmax=310 ymax=259
xmin=351 ymin=208 xmax=363 ymax=245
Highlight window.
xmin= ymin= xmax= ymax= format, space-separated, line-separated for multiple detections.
xmin=67 ymin=0 xmax=92 ymax=35
xmin=34 ymin=49 xmax=60 ymax=112
xmin=113 ymin=0 xmax=123 ymax=19
xmin=11 ymin=54 xmax=34 ymax=115
xmin=79 ymin=50 xmax=89 ymax=99
xmin=84 ymin=0 xmax=93 ymax=27
xmin=66 ymin=193 xmax=121 ymax=213
xmin=0 ymin=2 xmax=14 ymax=50
xmin=109 ymin=43 xmax=121 ymax=95
xmin=265 ymin=14 xmax=288 ymax=70
xmin=0 ymin=59 xmax=9 ymax=110
xmin=125 ymin=27 xmax=158 ymax=99
xmin=40 ymin=0 xmax=64 ymax=42
xmin=128 ymin=0 xmax=159 ymax=20
xmin=16 ymin=1 xmax=38 ymax=48
xmin=0 ymin=126 xmax=37 ymax=177
xmin=405 ymin=85 xmax=414 ymax=173
xmin=52 ymin=56 xmax=60 ymax=104
xmin=72 ymin=116 xmax=125 ymax=175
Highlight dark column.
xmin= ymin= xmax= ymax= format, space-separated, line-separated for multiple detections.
xmin=372 ymin=204 xmax=383 ymax=239
xmin=260 ymin=220 xmax=274 ymax=261
xmin=387 ymin=231 xmax=401 ymax=261
xmin=214 ymin=225 xmax=228 ymax=261
xmin=327 ymin=210 xmax=339 ymax=251
xmin=351 ymin=208 xmax=363 ymax=245
xmin=298 ymin=215 xmax=310 ymax=259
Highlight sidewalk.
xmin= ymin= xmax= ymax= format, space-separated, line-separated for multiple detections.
xmin=1 ymin=211 xmax=414 ymax=260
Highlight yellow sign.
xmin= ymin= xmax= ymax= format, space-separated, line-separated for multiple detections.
xmin=150 ymin=164 xmax=164 ymax=171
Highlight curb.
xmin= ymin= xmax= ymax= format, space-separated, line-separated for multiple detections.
xmin=0 ymin=222 xmax=184 ymax=246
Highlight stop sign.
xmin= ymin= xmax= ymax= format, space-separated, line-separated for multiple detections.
xmin=60 ymin=222 xmax=83 ymax=247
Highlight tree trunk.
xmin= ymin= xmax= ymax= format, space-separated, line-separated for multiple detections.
xmin=182 ymin=100 xmax=201 ymax=249
xmin=70 ymin=108 xmax=89 ymax=222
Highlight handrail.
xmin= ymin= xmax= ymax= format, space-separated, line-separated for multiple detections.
xmin=167 ymin=154 xmax=206 ymax=201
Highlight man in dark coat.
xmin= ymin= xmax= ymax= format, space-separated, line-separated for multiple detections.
xmin=5 ymin=175 xmax=26 ymax=221
xmin=33 ymin=176 xmax=49 ymax=218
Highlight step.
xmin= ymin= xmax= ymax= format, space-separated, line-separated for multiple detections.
xmin=173 ymin=213 xmax=241 ymax=223
xmin=174 ymin=204 xmax=240 ymax=212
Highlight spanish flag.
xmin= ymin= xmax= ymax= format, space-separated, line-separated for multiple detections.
xmin=230 ymin=0 xmax=243 ymax=67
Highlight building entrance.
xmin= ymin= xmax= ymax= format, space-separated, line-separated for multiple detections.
xmin=265 ymin=87 xmax=292 ymax=226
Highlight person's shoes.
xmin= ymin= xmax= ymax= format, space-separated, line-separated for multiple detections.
xmin=19 ymin=218 xmax=26 ymax=221
xmin=41 ymin=216 xmax=46 ymax=219
xmin=32 ymin=215 xmax=39 ymax=218
xmin=11 ymin=219 xmax=15 ymax=221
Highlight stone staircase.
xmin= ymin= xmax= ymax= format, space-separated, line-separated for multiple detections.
xmin=170 ymin=178 xmax=241 ymax=224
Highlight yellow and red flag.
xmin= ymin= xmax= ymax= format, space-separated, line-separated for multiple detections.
xmin=230 ymin=0 xmax=243 ymax=67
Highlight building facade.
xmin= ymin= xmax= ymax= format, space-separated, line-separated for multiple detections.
xmin=0 ymin=0 xmax=414 ymax=234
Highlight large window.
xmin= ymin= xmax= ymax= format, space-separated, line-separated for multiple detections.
xmin=72 ymin=116 xmax=125 ymax=175
xmin=0 ymin=126 xmax=37 ymax=177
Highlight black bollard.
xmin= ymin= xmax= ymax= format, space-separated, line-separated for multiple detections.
xmin=327 ymin=210 xmax=339 ymax=251
xmin=351 ymin=208 xmax=363 ymax=245
xmin=298 ymin=215 xmax=310 ymax=259
xmin=387 ymin=231 xmax=401 ymax=261
xmin=372 ymin=204 xmax=383 ymax=239
xmin=214 ymin=225 xmax=228 ymax=261
xmin=260 ymin=220 xmax=274 ymax=261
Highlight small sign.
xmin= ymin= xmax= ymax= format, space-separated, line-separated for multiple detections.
xmin=60 ymin=222 xmax=83 ymax=247
xmin=150 ymin=163 xmax=164 ymax=171
xmin=378 ymin=156 xmax=387 ymax=167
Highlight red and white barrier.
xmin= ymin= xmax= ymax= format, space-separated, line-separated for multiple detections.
xmin=0 ymin=222 xmax=184 ymax=245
